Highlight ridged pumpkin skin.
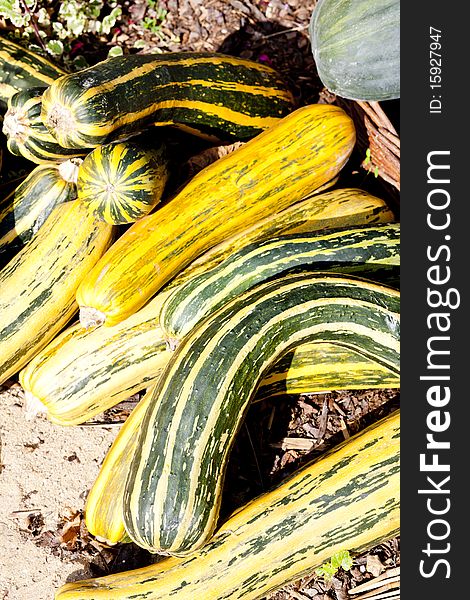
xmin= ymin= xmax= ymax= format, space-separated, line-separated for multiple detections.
xmin=56 ymin=411 xmax=399 ymax=600
xmin=41 ymin=52 xmax=294 ymax=149
xmin=0 ymin=201 xmax=113 ymax=385
xmin=161 ymin=223 xmax=400 ymax=344
xmin=0 ymin=161 xmax=78 ymax=268
xmin=124 ymin=274 xmax=400 ymax=555
xmin=310 ymin=0 xmax=400 ymax=101
xmin=2 ymin=87 xmax=87 ymax=164
xmin=77 ymin=141 xmax=169 ymax=224
xmin=77 ymin=104 xmax=357 ymax=327
xmin=0 ymin=36 xmax=66 ymax=108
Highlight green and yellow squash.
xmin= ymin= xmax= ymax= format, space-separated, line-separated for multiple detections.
xmin=124 ymin=273 xmax=400 ymax=554
xmin=161 ymin=223 xmax=400 ymax=345
xmin=309 ymin=0 xmax=400 ymax=101
xmin=257 ymin=341 xmax=399 ymax=399
xmin=84 ymin=349 xmax=398 ymax=544
xmin=0 ymin=35 xmax=66 ymax=109
xmin=41 ymin=52 xmax=294 ymax=149
xmin=56 ymin=410 xmax=400 ymax=600
xmin=0 ymin=200 xmax=113 ymax=385
xmin=84 ymin=386 xmax=156 ymax=545
xmin=20 ymin=326 xmax=399 ymax=430
xmin=0 ymin=160 xmax=79 ymax=267
xmin=76 ymin=141 xmax=169 ymax=224
xmin=77 ymin=104 xmax=357 ymax=327
xmin=2 ymin=87 xmax=87 ymax=164
xmin=20 ymin=293 xmax=172 ymax=426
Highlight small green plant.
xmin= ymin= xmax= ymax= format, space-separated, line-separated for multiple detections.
xmin=315 ymin=549 xmax=353 ymax=581
xmin=364 ymin=147 xmax=372 ymax=166
xmin=142 ymin=3 xmax=168 ymax=38
xmin=0 ymin=0 xmax=122 ymax=67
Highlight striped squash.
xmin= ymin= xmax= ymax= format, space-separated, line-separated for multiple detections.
xmin=2 ymin=87 xmax=87 ymax=164
xmin=0 ymin=160 xmax=80 ymax=267
xmin=41 ymin=53 xmax=294 ymax=149
xmin=85 ymin=350 xmax=398 ymax=544
xmin=0 ymin=200 xmax=113 ymax=385
xmin=161 ymin=223 xmax=400 ymax=344
xmin=20 ymin=293 xmax=173 ymax=426
xmin=76 ymin=141 xmax=169 ymax=224
xmin=84 ymin=386 xmax=156 ymax=545
xmin=155 ymin=186 xmax=395 ymax=289
xmin=20 ymin=199 xmax=396 ymax=427
xmin=124 ymin=273 xmax=400 ymax=554
xmin=77 ymin=104 xmax=356 ymax=327
xmin=257 ymin=341 xmax=399 ymax=399
xmin=56 ymin=410 xmax=400 ymax=600
xmin=0 ymin=36 xmax=66 ymax=109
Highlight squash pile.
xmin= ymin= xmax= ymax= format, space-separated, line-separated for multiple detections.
xmin=0 ymin=37 xmax=400 ymax=600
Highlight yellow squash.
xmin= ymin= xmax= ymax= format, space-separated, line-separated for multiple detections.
xmin=0 ymin=200 xmax=113 ymax=385
xmin=76 ymin=104 xmax=356 ymax=327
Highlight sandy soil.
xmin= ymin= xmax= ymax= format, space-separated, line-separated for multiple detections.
xmin=0 ymin=383 xmax=119 ymax=600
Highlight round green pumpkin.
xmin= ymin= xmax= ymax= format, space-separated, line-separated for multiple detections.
xmin=77 ymin=141 xmax=169 ymax=225
xmin=309 ymin=0 xmax=400 ymax=101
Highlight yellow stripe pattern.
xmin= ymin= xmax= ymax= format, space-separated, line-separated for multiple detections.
xmin=77 ymin=104 xmax=357 ymax=326
xmin=123 ymin=274 xmax=399 ymax=554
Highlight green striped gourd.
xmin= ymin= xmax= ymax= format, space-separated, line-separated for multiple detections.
xmin=0 ymin=200 xmax=113 ymax=385
xmin=0 ymin=35 xmax=66 ymax=109
xmin=161 ymin=223 xmax=400 ymax=345
xmin=124 ymin=273 xmax=400 ymax=554
xmin=85 ymin=350 xmax=398 ymax=544
xmin=170 ymin=187 xmax=395 ymax=288
xmin=2 ymin=87 xmax=87 ymax=164
xmin=76 ymin=141 xmax=169 ymax=224
xmin=76 ymin=104 xmax=357 ymax=327
xmin=41 ymin=53 xmax=294 ymax=149
xmin=0 ymin=160 xmax=80 ymax=268
xmin=56 ymin=411 xmax=400 ymax=600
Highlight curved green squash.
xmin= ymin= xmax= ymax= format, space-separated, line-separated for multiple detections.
xmin=20 ymin=194 xmax=396 ymax=428
xmin=84 ymin=350 xmax=398 ymax=544
xmin=57 ymin=411 xmax=399 ymax=600
xmin=76 ymin=104 xmax=356 ymax=327
xmin=0 ymin=160 xmax=79 ymax=268
xmin=309 ymin=0 xmax=400 ymax=101
xmin=3 ymin=87 xmax=87 ymax=164
xmin=41 ymin=52 xmax=294 ymax=149
xmin=0 ymin=36 xmax=66 ymax=109
xmin=161 ymin=223 xmax=400 ymax=344
xmin=124 ymin=273 xmax=400 ymax=555
xmin=77 ymin=141 xmax=169 ymax=224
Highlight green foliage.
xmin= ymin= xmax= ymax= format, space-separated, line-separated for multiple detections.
xmin=142 ymin=3 xmax=168 ymax=37
xmin=0 ymin=0 xmax=122 ymax=66
xmin=315 ymin=549 xmax=353 ymax=581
